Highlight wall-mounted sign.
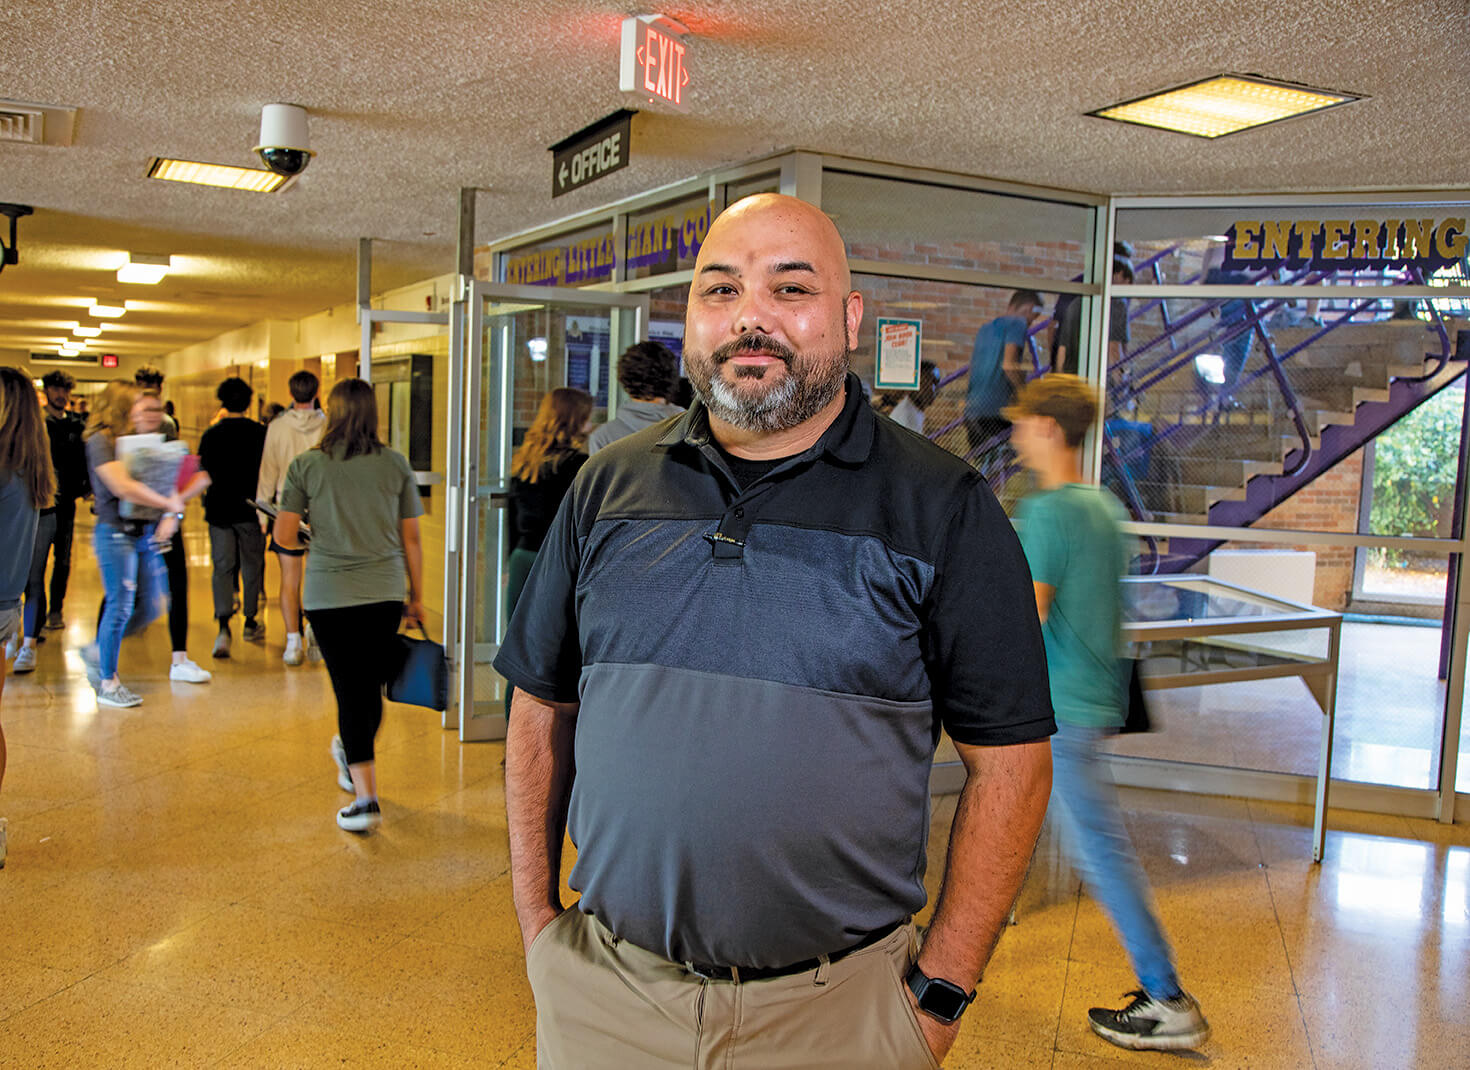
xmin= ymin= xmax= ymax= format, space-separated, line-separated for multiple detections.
xmin=626 ymin=201 xmax=712 ymax=272
xmin=30 ymin=351 xmax=98 ymax=365
xmin=1223 ymin=216 xmax=1468 ymax=273
xmin=504 ymin=200 xmax=714 ymax=287
xmin=550 ymin=109 xmax=635 ymax=198
xmin=101 ymin=353 xmax=119 ymax=368
xmin=875 ymin=318 xmax=923 ymax=390
xmin=620 ymin=15 xmax=690 ymax=111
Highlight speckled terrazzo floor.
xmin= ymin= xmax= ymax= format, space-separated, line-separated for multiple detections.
xmin=2 ymin=520 xmax=1467 ymax=1068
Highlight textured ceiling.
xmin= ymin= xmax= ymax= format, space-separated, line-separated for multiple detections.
xmin=2 ymin=0 xmax=1467 ymax=361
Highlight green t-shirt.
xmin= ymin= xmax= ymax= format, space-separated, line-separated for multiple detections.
xmin=279 ymin=445 xmax=424 ymax=611
xmin=1016 ymin=484 xmax=1128 ymax=728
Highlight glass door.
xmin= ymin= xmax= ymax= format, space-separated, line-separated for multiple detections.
xmin=454 ymin=281 xmax=649 ymax=740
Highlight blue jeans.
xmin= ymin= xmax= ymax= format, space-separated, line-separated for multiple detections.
xmin=1049 ymin=722 xmax=1182 ymax=1000
xmin=92 ymin=520 xmax=167 ymax=680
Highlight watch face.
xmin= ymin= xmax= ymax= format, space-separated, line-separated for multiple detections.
xmin=919 ymin=977 xmax=971 ymax=1022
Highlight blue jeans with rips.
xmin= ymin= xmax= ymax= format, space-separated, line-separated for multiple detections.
xmin=92 ymin=520 xmax=167 ymax=680
xmin=1049 ymin=721 xmax=1182 ymax=1000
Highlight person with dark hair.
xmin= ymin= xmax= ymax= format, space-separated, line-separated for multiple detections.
xmin=134 ymin=366 xmax=178 ymax=438
xmin=274 ymin=378 xmax=424 ymax=833
xmin=7 ymin=370 xmax=87 ymax=673
xmin=198 ymin=377 xmax=268 ymax=658
xmin=588 ymin=341 xmax=684 ymax=454
xmin=963 ymin=289 xmax=1046 ymax=462
xmin=1007 ymin=374 xmax=1208 ymax=1053
xmin=1049 ymin=242 xmax=1136 ymax=373
xmin=258 ymin=369 xmax=326 ymax=665
xmin=1054 ymin=257 xmax=1135 ymax=376
xmin=130 ymin=364 xmax=211 ymax=682
xmin=1 ymin=365 xmax=58 ymax=865
xmin=505 ymin=387 xmax=593 ymax=715
xmin=262 ymin=402 xmax=286 ymax=424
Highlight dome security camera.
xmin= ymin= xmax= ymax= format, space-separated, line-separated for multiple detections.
xmin=254 ymin=103 xmax=314 ymax=177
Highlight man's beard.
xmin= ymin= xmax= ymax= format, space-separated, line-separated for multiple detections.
xmin=686 ymin=333 xmax=849 ymax=433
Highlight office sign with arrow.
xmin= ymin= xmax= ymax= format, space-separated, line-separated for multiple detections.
xmin=550 ymin=110 xmax=634 ymax=199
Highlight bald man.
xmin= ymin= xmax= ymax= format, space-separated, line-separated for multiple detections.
xmin=497 ymin=194 xmax=1055 ymax=1069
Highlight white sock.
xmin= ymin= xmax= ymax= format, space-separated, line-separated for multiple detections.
xmin=286 ymin=632 xmax=301 ymax=645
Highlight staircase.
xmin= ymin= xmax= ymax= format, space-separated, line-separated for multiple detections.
xmin=922 ymin=255 xmax=1469 ymax=575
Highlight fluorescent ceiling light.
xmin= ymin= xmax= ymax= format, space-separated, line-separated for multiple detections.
xmin=57 ymin=346 xmax=80 ymax=357
xmin=117 ymin=253 xmax=171 ymax=284
xmin=88 ymin=300 xmax=127 ymax=318
xmin=147 ymin=157 xmax=289 ymax=193
xmin=72 ymin=324 xmax=102 ymax=337
xmin=1091 ymin=75 xmax=1359 ymax=139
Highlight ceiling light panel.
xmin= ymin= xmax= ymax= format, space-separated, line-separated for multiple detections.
xmin=117 ymin=253 xmax=171 ymax=284
xmin=88 ymin=300 xmax=126 ymax=318
xmin=72 ymin=324 xmax=102 ymax=336
xmin=148 ymin=157 xmax=289 ymax=193
xmin=1091 ymin=75 xmax=1359 ymax=138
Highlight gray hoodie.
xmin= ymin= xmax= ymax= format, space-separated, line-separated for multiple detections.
xmin=588 ymin=399 xmax=685 ymax=454
xmin=257 ymin=406 xmax=327 ymax=505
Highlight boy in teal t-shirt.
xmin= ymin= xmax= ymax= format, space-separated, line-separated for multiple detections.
xmin=1008 ymin=374 xmax=1210 ymax=1053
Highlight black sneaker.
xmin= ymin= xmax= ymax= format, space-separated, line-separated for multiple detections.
xmin=242 ymin=619 xmax=266 ymax=642
xmin=1089 ymin=990 xmax=1209 ymax=1051
xmin=336 ymin=799 xmax=382 ymax=833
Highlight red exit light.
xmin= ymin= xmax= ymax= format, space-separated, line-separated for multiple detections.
xmin=620 ymin=16 xmax=690 ymax=111
xmin=101 ymin=353 xmax=119 ymax=368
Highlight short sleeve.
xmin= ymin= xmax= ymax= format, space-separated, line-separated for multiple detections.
xmin=1002 ymin=317 xmax=1028 ymax=347
xmin=923 ymin=478 xmax=1055 ymax=746
xmin=196 ymin=427 xmax=217 ymax=476
xmin=1017 ymin=495 xmax=1067 ymax=587
xmin=85 ymin=434 xmax=115 ymax=471
xmin=492 ymin=492 xmax=584 ymax=704
xmin=279 ymin=454 xmax=309 ymax=516
xmin=397 ymin=453 xmax=425 ymax=520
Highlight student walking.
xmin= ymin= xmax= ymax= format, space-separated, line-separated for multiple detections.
xmin=504 ymin=388 xmax=592 ymax=716
xmin=1008 ymin=374 xmax=1209 ymax=1052
xmin=257 ymin=371 xmax=326 ymax=666
xmin=197 ymin=377 xmax=268 ymax=657
xmin=81 ymin=382 xmax=187 ymax=708
xmin=132 ymin=366 xmax=211 ymax=682
xmin=0 ymin=366 xmax=58 ymax=866
xmin=273 ymin=378 xmax=424 ymax=833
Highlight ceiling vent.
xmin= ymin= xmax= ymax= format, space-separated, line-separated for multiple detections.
xmin=0 ymin=105 xmax=42 ymax=144
xmin=0 ymin=100 xmax=78 ymax=146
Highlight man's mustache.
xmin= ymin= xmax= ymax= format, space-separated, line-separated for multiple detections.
xmin=711 ymin=334 xmax=796 ymax=366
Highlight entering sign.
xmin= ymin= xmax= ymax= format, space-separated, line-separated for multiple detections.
xmin=550 ymin=110 xmax=634 ymax=198
xmin=620 ymin=15 xmax=690 ymax=111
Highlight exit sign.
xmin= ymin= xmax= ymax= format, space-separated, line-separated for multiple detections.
xmin=620 ymin=15 xmax=690 ymax=111
xmin=101 ymin=353 xmax=119 ymax=368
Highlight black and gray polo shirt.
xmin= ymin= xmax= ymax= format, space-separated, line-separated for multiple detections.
xmin=495 ymin=372 xmax=1054 ymax=970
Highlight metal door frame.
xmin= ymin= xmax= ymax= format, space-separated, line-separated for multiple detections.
xmin=451 ymin=278 xmax=649 ymax=740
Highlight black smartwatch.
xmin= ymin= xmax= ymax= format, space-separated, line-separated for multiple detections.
xmin=905 ymin=963 xmax=976 ymax=1025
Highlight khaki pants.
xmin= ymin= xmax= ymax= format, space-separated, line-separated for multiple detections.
xmin=527 ymin=909 xmax=941 ymax=1070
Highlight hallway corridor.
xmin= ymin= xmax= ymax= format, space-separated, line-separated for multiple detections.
xmin=1 ymin=522 xmax=1467 ymax=1068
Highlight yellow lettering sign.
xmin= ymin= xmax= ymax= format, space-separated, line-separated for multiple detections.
xmin=1261 ymin=220 xmax=1293 ymax=260
xmin=1321 ymin=220 xmax=1350 ymax=259
xmin=1232 ymin=220 xmax=1261 ymax=259
xmin=1350 ymin=219 xmax=1381 ymax=260
xmin=1435 ymin=218 xmax=1468 ymax=260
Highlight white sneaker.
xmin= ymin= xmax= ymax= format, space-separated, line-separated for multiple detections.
xmin=169 ymin=659 xmax=212 ymax=684
xmin=0 ymin=817 xmax=7 ymax=868
xmin=330 ymin=735 xmax=354 ymax=793
xmin=1089 ymin=990 xmax=1210 ymax=1051
xmin=305 ymin=623 xmax=323 ymax=663
xmin=283 ymin=635 xmax=304 ymax=667
xmin=96 ymin=682 xmax=143 ymax=708
xmin=12 ymin=645 xmax=36 ymax=673
xmin=336 ymin=799 xmax=381 ymax=833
